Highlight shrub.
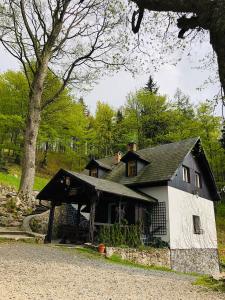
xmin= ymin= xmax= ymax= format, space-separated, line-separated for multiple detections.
xmin=98 ymin=224 xmax=141 ymax=248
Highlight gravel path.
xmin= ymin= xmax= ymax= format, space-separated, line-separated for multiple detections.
xmin=0 ymin=243 xmax=223 ymax=300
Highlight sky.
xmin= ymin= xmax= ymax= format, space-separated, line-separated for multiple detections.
xmin=0 ymin=42 xmax=221 ymax=115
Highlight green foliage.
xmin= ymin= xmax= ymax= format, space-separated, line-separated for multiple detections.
xmin=108 ymin=254 xmax=172 ymax=272
xmin=193 ymin=276 xmax=225 ymax=292
xmin=0 ymin=68 xmax=224 ymax=204
xmin=143 ymin=237 xmax=169 ymax=248
xmin=98 ymin=224 xmax=141 ymax=248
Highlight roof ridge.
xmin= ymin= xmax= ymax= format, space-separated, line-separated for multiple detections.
xmin=136 ymin=137 xmax=200 ymax=154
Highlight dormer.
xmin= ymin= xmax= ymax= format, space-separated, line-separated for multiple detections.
xmin=85 ymin=159 xmax=112 ymax=178
xmin=121 ymin=144 xmax=149 ymax=177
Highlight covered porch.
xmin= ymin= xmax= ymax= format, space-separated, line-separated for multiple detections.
xmin=36 ymin=169 xmax=157 ymax=244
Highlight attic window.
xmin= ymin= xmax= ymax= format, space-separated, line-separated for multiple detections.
xmin=195 ymin=172 xmax=202 ymax=188
xmin=127 ymin=161 xmax=137 ymax=177
xmin=90 ymin=168 xmax=98 ymax=178
xmin=182 ymin=166 xmax=190 ymax=183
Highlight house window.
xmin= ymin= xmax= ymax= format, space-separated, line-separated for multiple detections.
xmin=193 ymin=215 xmax=203 ymax=234
xmin=195 ymin=172 xmax=202 ymax=188
xmin=90 ymin=168 xmax=98 ymax=177
xmin=182 ymin=166 xmax=190 ymax=183
xmin=127 ymin=161 xmax=137 ymax=177
xmin=150 ymin=202 xmax=167 ymax=235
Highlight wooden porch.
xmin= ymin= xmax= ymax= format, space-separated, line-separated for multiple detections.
xmin=36 ymin=169 xmax=157 ymax=244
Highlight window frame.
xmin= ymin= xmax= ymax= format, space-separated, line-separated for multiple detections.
xmin=90 ymin=168 xmax=98 ymax=178
xmin=127 ymin=160 xmax=137 ymax=177
xmin=193 ymin=215 xmax=203 ymax=234
xmin=182 ymin=165 xmax=190 ymax=183
xmin=195 ymin=171 xmax=202 ymax=188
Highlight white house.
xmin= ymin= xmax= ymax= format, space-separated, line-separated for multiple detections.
xmin=37 ymin=137 xmax=220 ymax=274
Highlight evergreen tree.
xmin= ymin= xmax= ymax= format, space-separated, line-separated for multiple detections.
xmin=145 ymin=75 xmax=159 ymax=94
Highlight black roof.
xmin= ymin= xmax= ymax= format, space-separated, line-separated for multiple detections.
xmin=103 ymin=137 xmax=201 ymax=185
xmin=37 ymin=169 xmax=156 ymax=203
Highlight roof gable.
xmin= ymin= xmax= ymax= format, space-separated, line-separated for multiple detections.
xmin=121 ymin=151 xmax=150 ymax=164
xmin=85 ymin=159 xmax=112 ymax=171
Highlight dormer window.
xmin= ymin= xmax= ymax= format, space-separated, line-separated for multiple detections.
xmin=90 ymin=168 xmax=98 ymax=177
xmin=127 ymin=161 xmax=137 ymax=177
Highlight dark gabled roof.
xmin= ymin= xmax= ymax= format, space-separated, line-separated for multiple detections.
xmin=85 ymin=159 xmax=112 ymax=171
xmin=121 ymin=151 xmax=150 ymax=164
xmin=104 ymin=137 xmax=200 ymax=186
xmin=67 ymin=171 xmax=156 ymax=202
xmin=37 ymin=169 xmax=156 ymax=203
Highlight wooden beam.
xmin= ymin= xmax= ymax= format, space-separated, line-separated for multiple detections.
xmin=45 ymin=202 xmax=56 ymax=243
xmin=89 ymin=193 xmax=98 ymax=243
xmin=76 ymin=202 xmax=82 ymax=240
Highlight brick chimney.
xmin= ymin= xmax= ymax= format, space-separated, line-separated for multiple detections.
xmin=115 ymin=151 xmax=122 ymax=164
xmin=127 ymin=142 xmax=137 ymax=152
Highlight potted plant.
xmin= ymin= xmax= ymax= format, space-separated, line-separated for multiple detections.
xmin=98 ymin=243 xmax=105 ymax=254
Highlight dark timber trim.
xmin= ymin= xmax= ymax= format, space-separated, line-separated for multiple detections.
xmin=89 ymin=192 xmax=98 ymax=243
xmin=45 ymin=202 xmax=56 ymax=243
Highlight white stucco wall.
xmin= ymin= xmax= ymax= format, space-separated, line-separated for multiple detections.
xmin=139 ymin=186 xmax=170 ymax=243
xmin=168 ymin=186 xmax=218 ymax=249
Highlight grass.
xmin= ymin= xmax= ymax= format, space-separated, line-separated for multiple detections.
xmin=56 ymin=245 xmax=196 ymax=275
xmin=193 ymin=276 xmax=225 ymax=292
xmin=0 ymin=170 xmax=49 ymax=191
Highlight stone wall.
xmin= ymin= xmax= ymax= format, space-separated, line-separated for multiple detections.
xmin=29 ymin=206 xmax=62 ymax=239
xmin=106 ymin=247 xmax=171 ymax=268
xmin=170 ymin=248 xmax=220 ymax=275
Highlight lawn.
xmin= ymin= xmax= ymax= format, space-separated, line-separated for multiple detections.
xmin=0 ymin=171 xmax=49 ymax=191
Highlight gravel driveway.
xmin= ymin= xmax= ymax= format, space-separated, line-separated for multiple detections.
xmin=0 ymin=243 xmax=223 ymax=300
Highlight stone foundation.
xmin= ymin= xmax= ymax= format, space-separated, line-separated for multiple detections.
xmin=170 ymin=248 xmax=220 ymax=275
xmin=106 ymin=247 xmax=171 ymax=268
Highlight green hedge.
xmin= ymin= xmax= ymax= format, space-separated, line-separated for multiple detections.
xmin=98 ymin=224 xmax=141 ymax=248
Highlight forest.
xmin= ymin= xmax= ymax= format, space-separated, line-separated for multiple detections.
xmin=0 ymin=70 xmax=224 ymax=193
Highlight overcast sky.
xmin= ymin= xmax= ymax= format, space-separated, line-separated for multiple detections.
xmin=0 ymin=42 xmax=220 ymax=115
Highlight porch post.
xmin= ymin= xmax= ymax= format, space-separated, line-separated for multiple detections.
xmin=77 ymin=203 xmax=82 ymax=226
xmin=76 ymin=202 xmax=82 ymax=239
xmin=45 ymin=202 xmax=56 ymax=243
xmin=89 ymin=192 xmax=98 ymax=243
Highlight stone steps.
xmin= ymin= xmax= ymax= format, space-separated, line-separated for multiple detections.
xmin=0 ymin=227 xmax=44 ymax=242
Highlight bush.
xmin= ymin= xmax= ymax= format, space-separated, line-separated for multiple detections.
xmin=98 ymin=224 xmax=141 ymax=248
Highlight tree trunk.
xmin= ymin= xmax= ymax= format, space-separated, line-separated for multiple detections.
xmin=210 ymin=30 xmax=225 ymax=97
xmin=18 ymin=59 xmax=50 ymax=204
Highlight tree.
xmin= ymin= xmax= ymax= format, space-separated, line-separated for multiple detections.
xmin=0 ymin=69 xmax=89 ymax=171
xmin=92 ymin=101 xmax=115 ymax=157
xmin=124 ymin=90 xmax=169 ymax=147
xmin=173 ymin=89 xmax=195 ymax=119
xmin=131 ymin=0 xmax=225 ymax=104
xmin=0 ymin=0 xmax=129 ymax=202
xmin=145 ymin=75 xmax=159 ymax=94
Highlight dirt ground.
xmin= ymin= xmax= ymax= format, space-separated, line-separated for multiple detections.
xmin=0 ymin=243 xmax=224 ymax=300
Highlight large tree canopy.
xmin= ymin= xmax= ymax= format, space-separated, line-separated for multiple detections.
xmin=131 ymin=0 xmax=225 ymax=106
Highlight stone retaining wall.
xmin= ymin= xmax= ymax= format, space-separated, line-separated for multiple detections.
xmin=170 ymin=248 xmax=220 ymax=275
xmin=105 ymin=247 xmax=220 ymax=274
xmin=106 ymin=247 xmax=171 ymax=268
